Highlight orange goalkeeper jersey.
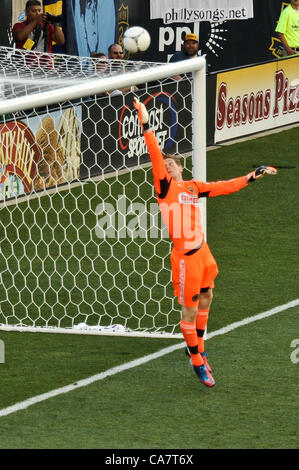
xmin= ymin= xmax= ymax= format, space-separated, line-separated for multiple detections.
xmin=144 ymin=130 xmax=249 ymax=254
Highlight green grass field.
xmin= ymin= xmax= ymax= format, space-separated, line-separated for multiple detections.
xmin=0 ymin=126 xmax=298 ymax=449
xmin=0 ymin=306 xmax=298 ymax=449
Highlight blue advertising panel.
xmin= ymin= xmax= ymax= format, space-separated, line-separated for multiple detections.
xmin=63 ymin=0 xmax=117 ymax=57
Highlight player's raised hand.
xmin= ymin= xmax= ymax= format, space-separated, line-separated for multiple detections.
xmin=247 ymin=166 xmax=277 ymax=182
xmin=133 ymin=98 xmax=149 ymax=125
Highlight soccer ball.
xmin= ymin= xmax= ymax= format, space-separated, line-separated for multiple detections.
xmin=123 ymin=26 xmax=151 ymax=54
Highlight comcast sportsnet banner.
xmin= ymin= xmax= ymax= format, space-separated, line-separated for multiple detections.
xmin=81 ymin=80 xmax=192 ymax=178
xmin=215 ymin=55 xmax=299 ymax=143
xmin=150 ymin=0 xmax=254 ymax=23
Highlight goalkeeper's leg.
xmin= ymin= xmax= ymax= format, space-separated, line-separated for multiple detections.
xmin=196 ymin=288 xmax=213 ymax=371
xmin=180 ymin=310 xmax=203 ymax=367
xmin=195 ymin=243 xmax=218 ymax=369
xmin=184 ymin=290 xmax=213 ymax=370
xmin=197 ymin=287 xmax=213 ymax=353
xmin=181 ymin=307 xmax=215 ymax=387
xmin=171 ymin=248 xmax=215 ymax=386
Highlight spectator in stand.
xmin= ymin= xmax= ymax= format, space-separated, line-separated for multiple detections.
xmin=275 ymin=0 xmax=299 ymax=56
xmin=91 ymin=51 xmax=107 ymax=74
xmin=91 ymin=51 xmax=106 ymax=60
xmin=169 ymin=33 xmax=202 ymax=80
xmin=90 ymin=51 xmax=110 ymax=97
xmin=12 ymin=0 xmax=65 ymax=53
xmin=90 ymin=49 xmax=122 ymax=96
xmin=107 ymin=43 xmax=134 ymax=95
xmin=170 ymin=33 xmax=201 ymax=63
xmin=108 ymin=43 xmax=124 ymax=60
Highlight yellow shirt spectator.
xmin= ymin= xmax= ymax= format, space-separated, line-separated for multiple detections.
xmin=275 ymin=2 xmax=299 ymax=55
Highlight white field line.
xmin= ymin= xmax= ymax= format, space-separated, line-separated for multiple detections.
xmin=0 ymin=298 xmax=298 ymax=418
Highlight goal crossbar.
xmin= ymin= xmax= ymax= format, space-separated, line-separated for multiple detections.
xmin=0 ymin=56 xmax=206 ymax=115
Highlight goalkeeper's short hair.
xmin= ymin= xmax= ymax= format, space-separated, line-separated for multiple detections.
xmin=163 ymin=153 xmax=183 ymax=167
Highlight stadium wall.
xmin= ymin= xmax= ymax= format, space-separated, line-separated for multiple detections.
xmin=2 ymin=1 xmax=292 ymax=73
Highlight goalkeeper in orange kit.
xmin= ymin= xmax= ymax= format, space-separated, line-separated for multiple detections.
xmin=133 ymin=98 xmax=277 ymax=387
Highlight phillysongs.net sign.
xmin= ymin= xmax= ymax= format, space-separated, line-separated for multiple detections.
xmin=150 ymin=0 xmax=254 ymax=24
xmin=80 ymin=80 xmax=192 ymax=179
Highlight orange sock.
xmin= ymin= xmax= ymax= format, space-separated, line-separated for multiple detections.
xmin=180 ymin=320 xmax=203 ymax=366
xmin=196 ymin=309 xmax=209 ymax=353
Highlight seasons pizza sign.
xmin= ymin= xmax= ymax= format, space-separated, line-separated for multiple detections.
xmin=215 ymin=57 xmax=299 ymax=143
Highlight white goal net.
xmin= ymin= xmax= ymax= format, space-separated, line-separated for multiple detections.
xmin=0 ymin=47 xmax=206 ymax=338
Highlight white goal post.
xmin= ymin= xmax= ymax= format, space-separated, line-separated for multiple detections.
xmin=0 ymin=47 xmax=206 ymax=338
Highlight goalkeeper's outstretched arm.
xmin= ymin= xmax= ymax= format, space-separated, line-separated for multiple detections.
xmin=133 ymin=98 xmax=172 ymax=196
xmin=133 ymin=97 xmax=278 ymax=191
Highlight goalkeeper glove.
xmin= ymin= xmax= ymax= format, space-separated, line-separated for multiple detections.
xmin=247 ymin=165 xmax=277 ymax=182
xmin=133 ymin=97 xmax=149 ymax=130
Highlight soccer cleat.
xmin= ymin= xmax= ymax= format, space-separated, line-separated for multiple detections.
xmin=201 ymin=352 xmax=212 ymax=373
xmin=193 ymin=364 xmax=215 ymax=387
xmin=185 ymin=347 xmax=212 ymax=372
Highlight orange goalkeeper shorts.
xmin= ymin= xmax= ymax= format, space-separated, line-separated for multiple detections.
xmin=170 ymin=241 xmax=219 ymax=308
